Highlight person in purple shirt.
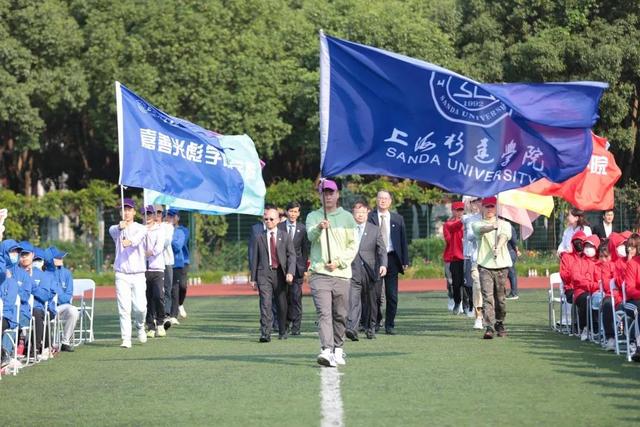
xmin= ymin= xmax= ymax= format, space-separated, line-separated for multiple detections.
xmin=140 ymin=205 xmax=168 ymax=338
xmin=109 ymin=198 xmax=148 ymax=349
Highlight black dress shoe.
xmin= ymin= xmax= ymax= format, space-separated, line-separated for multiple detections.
xmin=385 ymin=328 xmax=396 ymax=335
xmin=345 ymin=329 xmax=359 ymax=341
xmin=60 ymin=344 xmax=75 ymax=352
xmin=278 ymin=333 xmax=288 ymax=340
xmin=259 ymin=335 xmax=271 ymax=343
xmin=366 ymin=331 xmax=376 ymax=340
xmin=290 ymin=330 xmax=301 ymax=336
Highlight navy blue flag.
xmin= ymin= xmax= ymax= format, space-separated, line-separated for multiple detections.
xmin=319 ymin=33 xmax=608 ymax=196
xmin=115 ymin=82 xmax=244 ymax=207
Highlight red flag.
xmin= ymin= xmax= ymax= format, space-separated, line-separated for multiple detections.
xmin=522 ymin=132 xmax=621 ymax=210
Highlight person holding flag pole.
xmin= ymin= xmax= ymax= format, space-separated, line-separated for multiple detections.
xmin=472 ymin=196 xmax=512 ymax=339
xmin=109 ymin=194 xmax=149 ymax=348
xmin=306 ymin=179 xmax=357 ymax=367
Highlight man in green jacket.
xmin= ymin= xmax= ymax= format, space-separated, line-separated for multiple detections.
xmin=472 ymin=196 xmax=512 ymax=340
xmin=306 ymin=179 xmax=357 ymax=367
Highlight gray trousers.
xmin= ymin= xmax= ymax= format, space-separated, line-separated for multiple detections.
xmin=347 ymin=273 xmax=372 ymax=332
xmin=478 ymin=266 xmax=508 ymax=330
xmin=309 ymin=274 xmax=349 ymax=350
xmin=258 ymin=269 xmax=288 ymax=337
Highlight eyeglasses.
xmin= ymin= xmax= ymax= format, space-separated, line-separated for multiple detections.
xmin=19 ymin=252 xmax=31 ymax=257
xmin=263 ymin=218 xmax=277 ymax=221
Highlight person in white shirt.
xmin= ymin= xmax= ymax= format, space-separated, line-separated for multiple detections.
xmin=557 ymin=208 xmax=592 ymax=256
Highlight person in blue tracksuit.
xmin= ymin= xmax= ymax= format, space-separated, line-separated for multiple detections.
xmin=18 ymin=243 xmax=54 ymax=357
xmin=1 ymin=261 xmax=20 ymax=366
xmin=177 ymin=218 xmax=190 ymax=319
xmin=5 ymin=242 xmax=33 ymax=338
xmin=46 ymin=247 xmax=78 ymax=352
xmin=168 ymin=209 xmax=186 ymax=324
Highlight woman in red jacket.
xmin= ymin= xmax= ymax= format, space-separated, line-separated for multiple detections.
xmin=572 ymin=235 xmax=601 ymax=341
xmin=623 ymin=234 xmax=640 ymax=361
xmin=599 ymin=241 xmax=623 ymax=351
xmin=559 ymin=230 xmax=587 ymax=304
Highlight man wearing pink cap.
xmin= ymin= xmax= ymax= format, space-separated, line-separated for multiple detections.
xmin=306 ymin=179 xmax=358 ymax=367
xmin=472 ymin=196 xmax=512 ymax=339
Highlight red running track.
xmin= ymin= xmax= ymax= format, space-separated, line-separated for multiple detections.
xmin=94 ymin=276 xmax=549 ymax=300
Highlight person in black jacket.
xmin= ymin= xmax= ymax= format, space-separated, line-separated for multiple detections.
xmin=368 ymin=190 xmax=409 ymax=335
xmin=591 ymin=209 xmax=615 ymax=241
xmin=277 ymin=201 xmax=310 ymax=336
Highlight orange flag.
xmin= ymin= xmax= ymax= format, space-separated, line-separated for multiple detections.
xmin=523 ymin=132 xmax=621 ymax=210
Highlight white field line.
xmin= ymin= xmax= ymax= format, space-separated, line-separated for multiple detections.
xmin=320 ymin=368 xmax=344 ymax=427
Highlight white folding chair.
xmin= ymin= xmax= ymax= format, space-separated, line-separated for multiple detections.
xmin=23 ymin=295 xmax=39 ymax=366
xmin=1 ymin=295 xmax=23 ymax=376
xmin=73 ymin=279 xmax=96 ymax=345
xmin=587 ymin=281 xmax=605 ymax=344
xmin=548 ymin=273 xmax=571 ymax=333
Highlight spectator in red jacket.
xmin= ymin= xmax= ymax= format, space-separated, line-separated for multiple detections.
xmin=572 ymin=235 xmax=601 ymax=341
xmin=559 ymin=230 xmax=587 ymax=303
xmin=600 ymin=233 xmax=630 ymax=351
xmin=443 ymin=201 xmax=465 ymax=315
xmin=623 ymin=234 xmax=640 ymax=361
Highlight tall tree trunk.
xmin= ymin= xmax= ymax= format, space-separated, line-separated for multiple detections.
xmin=623 ymin=84 xmax=639 ymax=184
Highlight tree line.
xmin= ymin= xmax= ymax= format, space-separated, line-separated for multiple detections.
xmin=1 ymin=0 xmax=638 ymax=196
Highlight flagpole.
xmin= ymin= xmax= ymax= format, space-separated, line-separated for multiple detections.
xmin=120 ymin=185 xmax=125 ymax=220
xmin=495 ymin=194 xmax=499 ymax=260
xmin=320 ymin=178 xmax=332 ymax=263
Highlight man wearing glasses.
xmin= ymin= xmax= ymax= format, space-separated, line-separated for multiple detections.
xmin=472 ymin=196 xmax=512 ymax=339
xmin=249 ymin=207 xmax=296 ymax=342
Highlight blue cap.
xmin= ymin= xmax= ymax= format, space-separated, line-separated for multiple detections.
xmin=48 ymin=246 xmax=67 ymax=259
xmin=33 ymin=248 xmax=45 ymax=260
xmin=2 ymin=239 xmax=19 ymax=251
xmin=18 ymin=241 xmax=34 ymax=254
xmin=166 ymin=208 xmax=179 ymax=216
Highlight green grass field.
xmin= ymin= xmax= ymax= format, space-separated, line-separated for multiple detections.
xmin=2 ymin=290 xmax=639 ymax=426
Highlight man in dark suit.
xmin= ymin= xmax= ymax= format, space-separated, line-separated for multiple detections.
xmin=249 ymin=207 xmax=296 ymax=342
xmin=347 ymin=200 xmax=387 ymax=340
xmin=591 ymin=209 xmax=615 ymax=240
xmin=368 ymin=190 xmax=409 ymax=335
xmin=278 ymin=201 xmax=310 ymax=336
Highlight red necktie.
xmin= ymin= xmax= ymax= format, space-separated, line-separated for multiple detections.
xmin=270 ymin=231 xmax=279 ymax=268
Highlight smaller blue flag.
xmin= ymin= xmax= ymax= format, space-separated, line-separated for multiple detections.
xmin=144 ymin=135 xmax=266 ymax=216
xmin=116 ymin=82 xmax=244 ymax=207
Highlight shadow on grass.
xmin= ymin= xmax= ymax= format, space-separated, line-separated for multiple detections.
xmin=97 ymin=351 xmax=408 ymax=367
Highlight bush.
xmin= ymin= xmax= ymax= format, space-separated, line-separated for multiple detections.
xmin=200 ymin=241 xmax=248 ymax=272
xmin=409 ymin=237 xmax=445 ymax=264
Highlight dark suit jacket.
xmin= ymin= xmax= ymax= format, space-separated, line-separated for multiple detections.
xmin=247 ymin=222 xmax=265 ymax=268
xmin=592 ymin=222 xmax=614 ymax=241
xmin=368 ymin=209 xmax=409 ymax=272
xmin=249 ymin=229 xmax=296 ymax=284
xmin=352 ymin=223 xmax=387 ymax=283
xmin=278 ymin=221 xmax=310 ymax=278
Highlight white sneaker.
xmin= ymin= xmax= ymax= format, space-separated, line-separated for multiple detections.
xmin=580 ymin=327 xmax=589 ymax=341
xmin=456 ymin=304 xmax=464 ymax=315
xmin=120 ymin=340 xmax=132 ymax=348
xmin=466 ymin=309 xmax=475 ymax=318
xmin=6 ymin=358 xmax=23 ymax=371
xmin=138 ymin=328 xmax=148 ymax=344
xmin=334 ymin=348 xmax=346 ymax=365
xmin=473 ymin=317 xmax=484 ymax=329
xmin=41 ymin=348 xmax=50 ymax=361
xmin=447 ymin=298 xmax=455 ymax=312
xmin=156 ymin=324 xmax=166 ymax=337
xmin=170 ymin=317 xmax=180 ymax=325
xmin=317 ymin=348 xmax=337 ymax=367
xmin=604 ymin=338 xmax=615 ymax=351
xmin=178 ymin=305 xmax=187 ymax=319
